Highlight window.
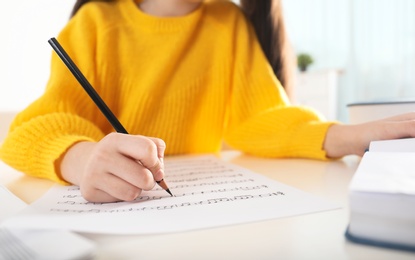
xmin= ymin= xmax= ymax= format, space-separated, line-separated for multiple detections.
xmin=282 ymin=0 xmax=415 ymax=121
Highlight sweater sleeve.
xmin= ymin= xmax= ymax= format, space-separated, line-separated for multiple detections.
xmin=0 ymin=7 xmax=111 ymax=184
xmin=223 ymin=12 xmax=336 ymax=160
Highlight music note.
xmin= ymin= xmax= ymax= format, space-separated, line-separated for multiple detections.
xmin=5 ymin=155 xmax=337 ymax=234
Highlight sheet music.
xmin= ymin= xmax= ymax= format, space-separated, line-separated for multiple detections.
xmin=2 ymin=155 xmax=339 ymax=234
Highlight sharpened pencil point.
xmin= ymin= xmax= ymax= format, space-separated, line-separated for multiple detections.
xmin=156 ymin=179 xmax=173 ymax=196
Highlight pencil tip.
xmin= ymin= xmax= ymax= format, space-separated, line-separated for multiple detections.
xmin=166 ymin=189 xmax=173 ymax=197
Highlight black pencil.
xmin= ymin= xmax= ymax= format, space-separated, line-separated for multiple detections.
xmin=48 ymin=37 xmax=172 ymax=197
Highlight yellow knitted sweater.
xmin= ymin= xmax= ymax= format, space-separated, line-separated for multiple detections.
xmin=0 ymin=0 xmax=334 ymax=184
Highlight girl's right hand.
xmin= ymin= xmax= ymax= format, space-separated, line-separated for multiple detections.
xmin=60 ymin=133 xmax=166 ymax=203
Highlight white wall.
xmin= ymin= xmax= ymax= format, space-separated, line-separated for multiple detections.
xmin=5 ymin=0 xmax=414 ymax=123
xmin=1 ymin=1 xmax=239 ymax=113
xmin=0 ymin=1 xmax=75 ymax=112
xmin=282 ymin=0 xmax=415 ymax=121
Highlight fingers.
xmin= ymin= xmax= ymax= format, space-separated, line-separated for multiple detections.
xmin=79 ymin=133 xmax=167 ymax=202
xmin=81 ymin=173 xmax=143 ymax=203
xmin=148 ymin=137 xmax=166 ymax=160
xmin=365 ymin=113 xmax=415 ymax=140
xmin=376 ymin=112 xmax=415 ymax=122
xmin=110 ymin=134 xmax=166 ymax=182
xmin=148 ymin=137 xmax=166 ymax=182
xmin=105 ymin=151 xmax=156 ymax=190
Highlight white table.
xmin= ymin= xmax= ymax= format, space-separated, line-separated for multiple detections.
xmin=1 ymin=151 xmax=414 ymax=260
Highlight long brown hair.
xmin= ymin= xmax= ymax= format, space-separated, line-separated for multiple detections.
xmin=71 ymin=0 xmax=110 ymax=17
xmin=71 ymin=0 xmax=295 ymax=98
xmin=240 ymin=0 xmax=295 ymax=98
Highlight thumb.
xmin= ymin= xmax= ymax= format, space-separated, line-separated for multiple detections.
xmin=147 ymin=137 xmax=166 ymax=181
xmin=151 ymin=137 xmax=166 ymax=159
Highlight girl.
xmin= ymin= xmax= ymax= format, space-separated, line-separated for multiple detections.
xmin=1 ymin=0 xmax=415 ymax=203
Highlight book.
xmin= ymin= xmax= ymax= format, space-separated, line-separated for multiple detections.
xmin=347 ymin=100 xmax=415 ymax=124
xmin=345 ymin=138 xmax=415 ymax=252
xmin=0 ymin=182 xmax=96 ymax=259
xmin=369 ymin=138 xmax=415 ymax=153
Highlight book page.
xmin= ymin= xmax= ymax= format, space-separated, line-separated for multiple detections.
xmin=2 ymin=155 xmax=338 ymax=234
xmin=0 ymin=228 xmax=96 ymax=260
xmin=350 ymin=152 xmax=415 ymax=195
xmin=369 ymin=138 xmax=415 ymax=152
xmin=0 ymin=187 xmax=96 ymax=259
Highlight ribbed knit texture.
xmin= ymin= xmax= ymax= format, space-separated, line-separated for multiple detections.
xmin=0 ymin=0 xmax=335 ymax=183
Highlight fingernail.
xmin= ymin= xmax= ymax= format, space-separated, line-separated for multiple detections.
xmin=160 ymin=157 xmax=164 ymax=167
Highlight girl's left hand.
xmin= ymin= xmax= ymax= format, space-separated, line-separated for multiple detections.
xmin=324 ymin=112 xmax=415 ymax=158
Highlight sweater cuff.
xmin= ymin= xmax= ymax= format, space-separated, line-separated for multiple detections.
xmin=0 ymin=114 xmax=105 ymax=184
xmin=224 ymin=105 xmax=339 ymax=160
xmin=288 ymin=121 xmax=337 ymax=160
xmin=34 ymin=135 xmax=98 ymax=184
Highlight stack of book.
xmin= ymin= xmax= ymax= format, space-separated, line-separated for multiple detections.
xmin=345 ymin=138 xmax=415 ymax=252
xmin=347 ymin=100 xmax=415 ymax=124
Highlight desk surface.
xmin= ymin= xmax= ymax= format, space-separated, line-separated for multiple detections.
xmin=1 ymin=151 xmax=414 ymax=260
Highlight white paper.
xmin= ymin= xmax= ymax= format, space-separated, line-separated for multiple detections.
xmin=0 ymin=186 xmax=96 ymax=260
xmin=0 ymin=228 xmax=96 ymax=260
xmin=2 ymin=155 xmax=338 ymax=234
xmin=369 ymin=138 xmax=415 ymax=153
xmin=350 ymin=152 xmax=415 ymax=195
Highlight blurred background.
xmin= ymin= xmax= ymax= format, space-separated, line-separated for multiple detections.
xmin=283 ymin=0 xmax=415 ymax=121
xmin=1 ymin=0 xmax=414 ymax=122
